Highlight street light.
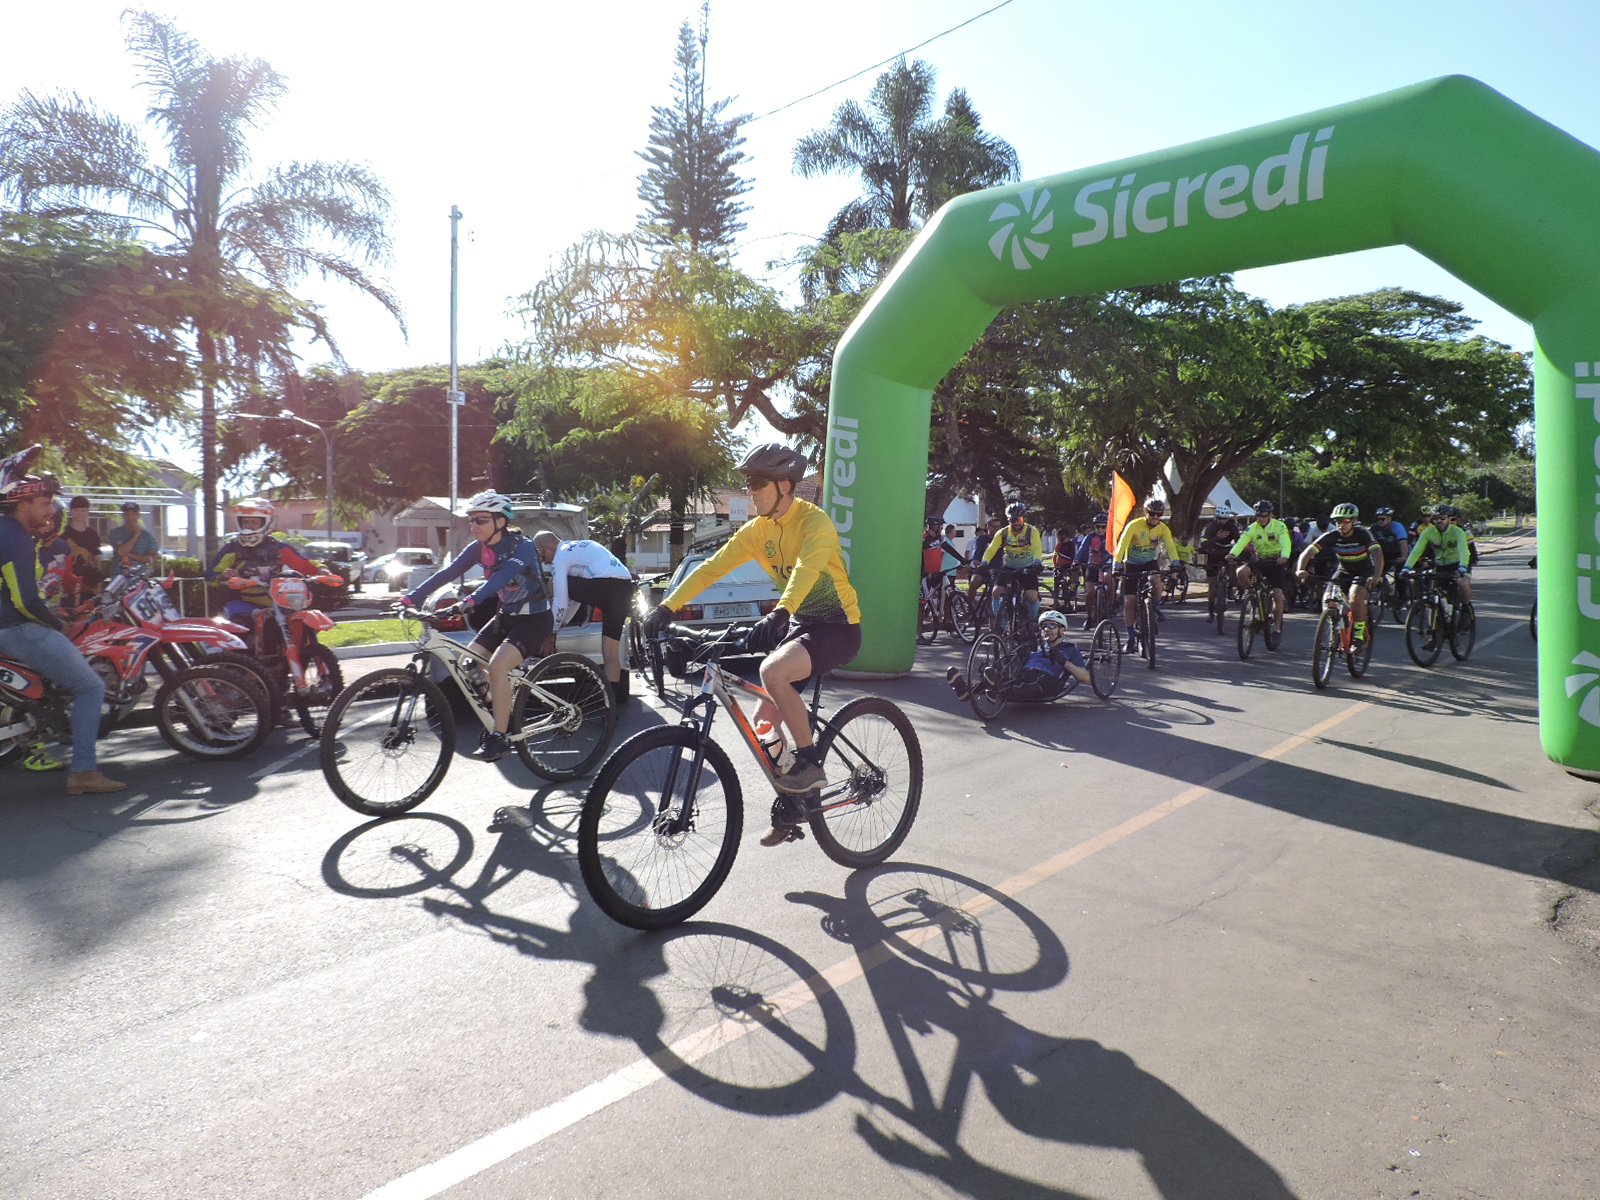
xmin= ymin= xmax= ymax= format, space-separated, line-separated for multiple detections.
xmin=234 ymin=410 xmax=335 ymax=545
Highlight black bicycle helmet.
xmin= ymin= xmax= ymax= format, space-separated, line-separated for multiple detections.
xmin=737 ymin=443 xmax=808 ymax=482
xmin=1145 ymin=498 xmax=1166 ymax=515
xmin=1006 ymin=501 xmax=1027 ymax=521
xmin=1254 ymin=499 xmax=1274 ymax=515
xmin=1374 ymin=506 xmax=1393 ymax=517
xmin=925 ymin=514 xmax=943 ymax=528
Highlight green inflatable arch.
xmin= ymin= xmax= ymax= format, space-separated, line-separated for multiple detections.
xmin=821 ymin=74 xmax=1600 ymax=771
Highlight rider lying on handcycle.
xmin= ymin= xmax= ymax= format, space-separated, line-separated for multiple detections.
xmin=946 ymin=610 xmax=1091 ymax=702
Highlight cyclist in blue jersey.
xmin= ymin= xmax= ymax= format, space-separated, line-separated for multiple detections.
xmin=404 ymin=491 xmax=552 ymax=762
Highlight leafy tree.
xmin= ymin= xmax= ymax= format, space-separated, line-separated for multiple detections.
xmin=0 ymin=10 xmax=402 ymax=555
xmin=792 ymin=58 xmax=1019 ymax=237
xmin=636 ymin=9 xmax=751 ymax=253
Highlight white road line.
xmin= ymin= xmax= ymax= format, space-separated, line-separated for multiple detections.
xmin=356 ymin=697 xmax=1377 ymax=1200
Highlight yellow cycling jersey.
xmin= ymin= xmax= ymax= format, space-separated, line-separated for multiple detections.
xmin=982 ymin=523 xmax=1043 ymax=569
xmin=1230 ymin=519 xmax=1291 ymax=560
xmin=1112 ymin=517 xmax=1179 ymax=566
xmin=663 ymin=497 xmax=860 ymax=624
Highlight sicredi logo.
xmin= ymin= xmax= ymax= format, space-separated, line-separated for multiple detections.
xmin=988 ymin=188 xmax=1054 ymax=270
xmin=1068 ymin=127 xmax=1334 ymax=249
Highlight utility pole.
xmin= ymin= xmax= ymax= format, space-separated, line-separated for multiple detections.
xmin=447 ymin=205 xmax=466 ymax=530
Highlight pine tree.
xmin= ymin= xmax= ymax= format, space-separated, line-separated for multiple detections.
xmin=636 ymin=7 xmax=751 ymax=253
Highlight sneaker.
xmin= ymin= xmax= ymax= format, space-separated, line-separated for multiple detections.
xmin=945 ymin=667 xmax=970 ymax=701
xmin=474 ymin=731 xmax=511 ymax=762
xmin=760 ymin=795 xmax=806 ymax=846
xmin=23 ymin=743 xmax=63 ymax=772
xmin=774 ymin=756 xmax=826 ymax=794
xmin=475 ymin=729 xmax=490 ymax=754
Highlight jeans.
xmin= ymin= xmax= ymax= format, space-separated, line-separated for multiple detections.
xmin=0 ymin=622 xmax=104 ymax=771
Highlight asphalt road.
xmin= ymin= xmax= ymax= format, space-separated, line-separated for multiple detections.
xmin=4 ymin=540 xmax=1596 ymax=1200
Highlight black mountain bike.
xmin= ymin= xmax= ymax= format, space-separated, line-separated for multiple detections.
xmin=917 ymin=568 xmax=975 ymax=645
xmin=578 ymin=624 xmax=923 ymax=930
xmin=1236 ymin=573 xmax=1283 ymax=660
xmin=1403 ymin=568 xmax=1476 ymax=667
xmin=1118 ymin=567 xmax=1160 ymax=669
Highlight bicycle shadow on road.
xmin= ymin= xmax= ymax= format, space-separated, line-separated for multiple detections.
xmin=783 ymin=864 xmax=1301 ymax=1200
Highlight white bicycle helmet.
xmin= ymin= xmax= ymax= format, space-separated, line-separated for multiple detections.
xmin=233 ymin=497 xmax=276 ymax=547
xmin=1039 ymin=609 xmax=1070 ymax=632
xmin=464 ymin=491 xmax=515 ymax=521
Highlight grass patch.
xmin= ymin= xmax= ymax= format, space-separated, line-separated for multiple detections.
xmin=320 ymin=618 xmax=412 ymax=648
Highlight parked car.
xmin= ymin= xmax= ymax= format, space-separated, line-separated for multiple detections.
xmin=644 ymin=551 xmax=781 ymax=633
xmin=363 ymin=548 xmax=437 ymax=589
xmin=301 ymin=540 xmax=368 ymax=593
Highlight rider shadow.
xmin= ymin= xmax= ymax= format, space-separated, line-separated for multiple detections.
xmin=783 ymin=865 xmax=1300 ymax=1200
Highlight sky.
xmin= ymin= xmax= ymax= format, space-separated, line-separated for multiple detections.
xmin=6 ymin=0 xmax=1599 ymax=435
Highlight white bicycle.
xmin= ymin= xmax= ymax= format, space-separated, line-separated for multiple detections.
xmin=319 ymin=604 xmax=616 ymax=816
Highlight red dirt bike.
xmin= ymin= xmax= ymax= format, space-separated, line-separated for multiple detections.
xmin=0 ymin=625 xmax=273 ymax=768
xmin=79 ymin=567 xmax=276 ymax=727
xmin=223 ymin=568 xmax=345 ymax=737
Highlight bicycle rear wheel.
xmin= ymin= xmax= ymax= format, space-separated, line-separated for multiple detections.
xmin=1089 ymin=620 xmax=1121 ymax=699
xmin=1449 ymin=601 xmax=1476 ymax=660
xmin=1311 ymin=609 xmax=1336 ymax=689
xmin=511 ymin=653 xmax=616 ymax=780
xmin=628 ymin=617 xmax=666 ymax=696
xmin=320 ymin=668 xmax=456 ymax=816
xmin=916 ymin=591 xmax=939 ymax=645
xmin=577 ymin=726 xmax=742 ymax=930
xmin=949 ymin=590 xmax=976 ymax=644
xmin=965 ymin=632 xmax=1009 ymax=722
xmin=1236 ymin=596 xmax=1257 ymax=660
xmin=1167 ymin=569 xmax=1189 ymax=603
xmin=1404 ymin=601 xmax=1443 ymax=667
xmin=809 ymin=697 xmax=923 ymax=869
xmin=1348 ymin=618 xmax=1374 ymax=678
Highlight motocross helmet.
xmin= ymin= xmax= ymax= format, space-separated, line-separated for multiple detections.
xmin=233 ymin=497 xmax=276 ymax=547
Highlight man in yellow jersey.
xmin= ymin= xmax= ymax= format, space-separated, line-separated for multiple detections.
xmin=643 ymin=444 xmax=861 ymax=846
xmin=1227 ymin=499 xmax=1293 ymax=635
xmin=1111 ymin=498 xmax=1179 ymax=653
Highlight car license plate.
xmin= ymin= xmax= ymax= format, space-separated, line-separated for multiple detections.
xmin=709 ymin=602 xmax=756 ymax=620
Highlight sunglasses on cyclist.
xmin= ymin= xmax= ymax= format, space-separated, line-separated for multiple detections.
xmin=468 ymin=514 xmax=497 ymax=525
xmin=744 ymin=476 xmax=773 ymax=492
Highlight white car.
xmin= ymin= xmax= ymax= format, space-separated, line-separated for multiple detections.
xmin=363 ymin=547 xmax=437 ymax=588
xmin=645 ymin=551 xmax=781 ymax=632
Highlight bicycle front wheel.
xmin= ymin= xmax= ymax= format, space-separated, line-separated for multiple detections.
xmin=320 ymin=668 xmax=456 ymax=816
xmin=577 ymin=726 xmax=743 ymax=930
xmin=964 ymin=632 xmax=1009 ymax=722
xmin=511 ymin=653 xmax=616 ymax=781
xmin=810 ymin=697 xmax=923 ymax=869
xmin=1089 ymin=619 xmax=1121 ymax=699
xmin=1449 ymin=602 xmax=1476 ymax=660
xmin=627 ymin=617 xmax=666 ymax=696
xmin=916 ymin=591 xmax=938 ymax=645
xmin=1404 ymin=601 xmax=1443 ymax=667
xmin=1311 ymin=609 xmax=1336 ymax=689
xmin=1236 ymin=596 xmax=1256 ymax=660
xmin=1141 ymin=597 xmax=1158 ymax=668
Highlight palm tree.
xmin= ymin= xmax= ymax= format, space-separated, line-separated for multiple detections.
xmin=0 ymin=11 xmax=402 ymax=555
xmin=792 ymin=58 xmax=1020 ymax=239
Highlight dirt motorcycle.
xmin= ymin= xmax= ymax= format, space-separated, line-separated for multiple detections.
xmin=221 ymin=568 xmax=345 ymax=737
xmin=0 ymin=637 xmax=273 ymax=767
xmin=80 ymin=566 xmax=276 ymax=728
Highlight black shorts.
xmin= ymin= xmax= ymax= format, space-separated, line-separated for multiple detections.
xmin=993 ymin=564 xmax=1043 ymax=591
xmin=779 ymin=620 xmax=862 ymax=680
xmin=1250 ymin=558 xmax=1290 ymax=590
xmin=472 ymin=609 xmax=554 ymax=658
xmin=1332 ymin=563 xmax=1379 ymax=588
xmin=567 ymin=575 xmax=636 ymax=641
xmin=1119 ymin=560 xmax=1160 ymax=596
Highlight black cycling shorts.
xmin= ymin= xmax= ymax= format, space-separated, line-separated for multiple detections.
xmin=1248 ymin=558 xmax=1291 ymax=591
xmin=1119 ymin=560 xmax=1160 ymax=596
xmin=472 ymin=609 xmax=554 ymax=658
xmin=567 ymin=575 xmax=636 ymax=641
xmin=778 ymin=620 xmax=862 ymax=681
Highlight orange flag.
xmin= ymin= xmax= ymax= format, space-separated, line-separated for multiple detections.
xmin=1107 ymin=472 xmax=1136 ymax=555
